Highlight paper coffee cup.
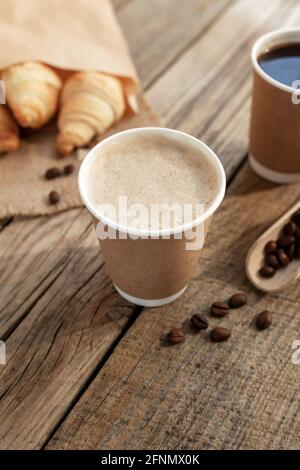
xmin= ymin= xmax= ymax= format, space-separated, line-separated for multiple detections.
xmin=250 ymin=28 xmax=300 ymax=183
xmin=79 ymin=128 xmax=226 ymax=307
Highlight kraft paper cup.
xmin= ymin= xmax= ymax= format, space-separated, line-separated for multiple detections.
xmin=250 ymin=28 xmax=300 ymax=183
xmin=79 ymin=128 xmax=226 ymax=307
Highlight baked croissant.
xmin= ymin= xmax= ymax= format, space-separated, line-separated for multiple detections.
xmin=2 ymin=62 xmax=62 ymax=129
xmin=0 ymin=106 xmax=20 ymax=153
xmin=56 ymin=72 xmax=125 ymax=156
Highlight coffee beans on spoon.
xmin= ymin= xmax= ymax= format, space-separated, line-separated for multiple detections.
xmin=259 ymin=208 xmax=300 ymax=278
xmin=264 ymin=240 xmax=277 ymax=254
xmin=283 ymin=221 xmax=296 ymax=235
xmin=259 ymin=265 xmax=275 ymax=278
xmin=265 ymin=254 xmax=280 ymax=269
xmin=277 ymin=235 xmax=295 ymax=248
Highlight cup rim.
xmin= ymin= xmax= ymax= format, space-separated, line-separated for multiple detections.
xmin=251 ymin=27 xmax=300 ymax=94
xmin=78 ymin=127 xmax=226 ymax=237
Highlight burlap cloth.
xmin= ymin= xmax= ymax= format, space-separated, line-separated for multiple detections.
xmin=0 ymin=96 xmax=159 ymax=218
xmin=0 ymin=0 xmax=157 ymax=219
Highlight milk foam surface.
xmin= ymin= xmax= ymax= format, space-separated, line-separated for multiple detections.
xmin=85 ymin=133 xmax=220 ymax=230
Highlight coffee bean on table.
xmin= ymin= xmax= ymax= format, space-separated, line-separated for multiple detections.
xmin=256 ymin=310 xmax=272 ymax=330
xmin=168 ymin=327 xmax=185 ymax=344
xmin=229 ymin=293 xmax=247 ymax=308
xmin=265 ymin=254 xmax=280 ymax=269
xmin=191 ymin=313 xmax=209 ymax=330
xmin=259 ymin=265 xmax=275 ymax=278
xmin=210 ymin=302 xmax=230 ymax=317
xmin=264 ymin=241 xmax=277 ymax=254
xmin=210 ymin=327 xmax=231 ymax=342
xmin=277 ymin=235 xmax=295 ymax=248
xmin=63 ymin=164 xmax=75 ymax=175
xmin=49 ymin=190 xmax=60 ymax=205
xmin=45 ymin=167 xmax=62 ymax=180
xmin=283 ymin=221 xmax=296 ymax=235
xmin=277 ymin=249 xmax=289 ymax=267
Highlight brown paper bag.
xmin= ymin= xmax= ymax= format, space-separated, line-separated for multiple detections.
xmin=0 ymin=0 xmax=139 ymax=110
xmin=0 ymin=0 xmax=159 ymax=219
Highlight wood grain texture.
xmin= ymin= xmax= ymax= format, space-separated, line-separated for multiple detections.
xmin=0 ymin=95 xmax=159 ymax=338
xmin=1 ymin=0 xmax=300 ymax=451
xmin=48 ymin=163 xmax=300 ymax=450
xmin=118 ymin=0 xmax=231 ymax=88
xmin=0 ymin=96 xmax=159 ymax=448
xmin=146 ymin=0 xmax=300 ymax=177
xmin=0 ymin=206 xmax=140 ymax=449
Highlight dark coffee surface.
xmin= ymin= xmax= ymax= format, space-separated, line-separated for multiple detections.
xmin=258 ymin=43 xmax=300 ymax=87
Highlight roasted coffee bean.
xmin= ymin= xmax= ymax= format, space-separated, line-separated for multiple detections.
xmin=191 ymin=313 xmax=209 ymax=330
xmin=265 ymin=254 xmax=280 ymax=269
xmin=49 ymin=190 xmax=60 ymax=205
xmin=256 ymin=310 xmax=272 ymax=330
xmin=264 ymin=240 xmax=277 ymax=254
xmin=45 ymin=167 xmax=62 ymax=179
xmin=210 ymin=302 xmax=230 ymax=317
xmin=287 ymin=243 xmax=295 ymax=260
xmin=168 ymin=327 xmax=185 ymax=344
xmin=259 ymin=265 xmax=275 ymax=278
xmin=277 ymin=235 xmax=295 ymax=247
xmin=63 ymin=164 xmax=74 ymax=175
xmin=295 ymin=225 xmax=300 ymax=239
xmin=277 ymin=249 xmax=290 ymax=267
xmin=210 ymin=327 xmax=231 ymax=342
xmin=283 ymin=221 xmax=296 ymax=235
xmin=229 ymin=293 xmax=247 ymax=308
xmin=292 ymin=209 xmax=300 ymax=226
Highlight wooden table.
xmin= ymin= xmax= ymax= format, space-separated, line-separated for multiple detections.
xmin=1 ymin=0 xmax=300 ymax=450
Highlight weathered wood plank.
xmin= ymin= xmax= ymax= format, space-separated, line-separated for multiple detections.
xmin=1 ymin=0 xmax=300 ymax=451
xmin=117 ymin=0 xmax=231 ymax=88
xmin=0 ymin=206 xmax=139 ymax=449
xmin=0 ymin=94 xmax=158 ymax=338
xmin=0 ymin=96 xmax=159 ymax=448
xmin=47 ymin=162 xmax=300 ymax=450
xmin=0 ymin=208 xmax=88 ymax=338
xmin=146 ymin=0 xmax=300 ymax=177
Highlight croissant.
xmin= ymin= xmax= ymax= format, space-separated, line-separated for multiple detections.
xmin=0 ymin=106 xmax=20 ymax=153
xmin=56 ymin=72 xmax=125 ymax=156
xmin=2 ymin=62 xmax=62 ymax=129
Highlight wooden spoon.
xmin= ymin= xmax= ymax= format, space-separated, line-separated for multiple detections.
xmin=246 ymin=200 xmax=300 ymax=293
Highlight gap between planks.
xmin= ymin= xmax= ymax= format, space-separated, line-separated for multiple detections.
xmin=47 ymin=161 xmax=300 ymax=450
